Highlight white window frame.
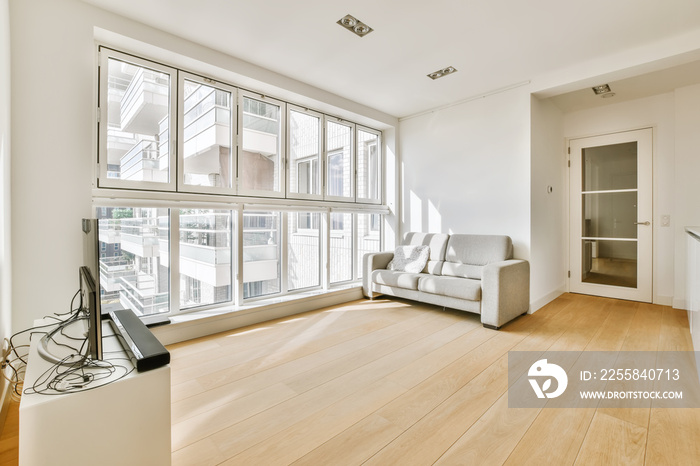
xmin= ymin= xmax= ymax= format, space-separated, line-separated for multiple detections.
xmin=355 ymin=212 xmax=383 ymax=281
xmin=240 ymin=208 xmax=283 ymax=302
xmin=177 ymin=72 xmax=238 ymax=196
xmin=324 ymin=117 xmax=355 ymax=202
xmin=237 ymin=91 xmax=287 ymax=198
xmin=286 ymin=105 xmax=323 ymax=201
xmin=286 ymin=210 xmax=324 ymax=293
xmin=97 ymin=48 xmax=178 ymax=192
xmin=356 ymin=126 xmax=383 ymax=205
xmin=328 ymin=211 xmax=355 ymax=284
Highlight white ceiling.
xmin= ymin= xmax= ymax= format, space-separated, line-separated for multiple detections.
xmin=80 ymin=0 xmax=700 ymax=118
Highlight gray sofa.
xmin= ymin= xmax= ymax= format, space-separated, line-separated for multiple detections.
xmin=363 ymin=232 xmax=530 ymax=329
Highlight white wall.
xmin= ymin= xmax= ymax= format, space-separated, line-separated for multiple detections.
xmin=399 ymin=88 xmax=532 ymax=260
xmin=10 ymin=0 xmax=95 ymax=333
xmin=674 ymin=83 xmax=700 ymax=308
xmin=1 ymin=0 xmax=12 ymax=415
xmin=9 ymin=0 xmax=397 ymax=333
xmin=563 ymin=93 xmax=677 ymax=305
xmin=530 ymin=96 xmax=567 ymax=309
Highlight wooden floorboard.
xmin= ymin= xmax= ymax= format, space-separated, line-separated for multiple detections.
xmin=2 ymin=293 xmax=699 ymax=466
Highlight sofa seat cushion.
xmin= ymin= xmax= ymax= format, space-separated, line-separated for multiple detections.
xmin=418 ymin=275 xmax=481 ymax=301
xmin=372 ymin=269 xmax=422 ymax=290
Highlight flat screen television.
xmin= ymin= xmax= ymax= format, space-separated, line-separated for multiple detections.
xmin=79 ymin=264 xmax=103 ymax=360
xmin=36 ymin=219 xmax=105 ymax=365
xmin=81 ymin=218 xmax=103 ymax=360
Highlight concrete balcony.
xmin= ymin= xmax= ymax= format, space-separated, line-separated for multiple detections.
xmin=180 ymin=243 xmax=231 ymax=287
xmin=243 ymin=244 xmax=278 ymax=283
xmin=242 ymin=128 xmax=277 ymax=157
xmin=120 ymin=67 xmax=170 ymax=135
xmin=120 ymin=218 xmax=162 ymax=257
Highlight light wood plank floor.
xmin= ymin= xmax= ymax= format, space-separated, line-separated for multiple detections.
xmin=2 ymin=293 xmax=699 ymax=465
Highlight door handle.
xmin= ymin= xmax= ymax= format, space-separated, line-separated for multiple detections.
xmin=635 ymin=221 xmax=651 ymax=226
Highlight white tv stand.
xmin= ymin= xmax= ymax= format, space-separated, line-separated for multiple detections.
xmin=19 ymin=319 xmax=171 ymax=466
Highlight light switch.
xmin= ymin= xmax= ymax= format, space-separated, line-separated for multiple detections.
xmin=661 ymin=215 xmax=671 ymax=227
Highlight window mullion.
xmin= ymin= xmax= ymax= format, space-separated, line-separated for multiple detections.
xmin=235 ymin=209 xmax=244 ymax=305
xmin=281 ymin=211 xmax=289 ymax=294
xmin=170 ymin=209 xmax=181 ymax=314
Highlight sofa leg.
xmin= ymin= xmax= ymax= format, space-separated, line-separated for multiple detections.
xmin=483 ymin=323 xmax=500 ymax=330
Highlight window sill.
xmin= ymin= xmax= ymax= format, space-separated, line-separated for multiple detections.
xmin=151 ymin=284 xmax=364 ymax=346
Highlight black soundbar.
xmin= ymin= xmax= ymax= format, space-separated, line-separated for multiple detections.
xmin=108 ymin=309 xmax=170 ymax=372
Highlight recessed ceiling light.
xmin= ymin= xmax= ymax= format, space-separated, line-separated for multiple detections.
xmin=337 ymin=14 xmax=373 ymax=37
xmin=427 ymin=66 xmax=458 ymax=80
xmin=592 ymin=84 xmax=611 ymax=95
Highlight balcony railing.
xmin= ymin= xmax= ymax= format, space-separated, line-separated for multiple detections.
xmin=118 ymin=274 xmax=169 ymax=316
xmin=99 ymin=257 xmax=135 ymax=293
xmin=119 ymin=140 xmax=160 ymax=181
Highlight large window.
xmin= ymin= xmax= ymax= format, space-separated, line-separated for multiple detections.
xmin=96 ymin=46 xmax=387 ymax=316
xmin=357 ymin=128 xmax=381 ymax=203
xmin=330 ymin=212 xmax=354 ymax=283
xmin=98 ymin=47 xmax=382 ymax=203
xmin=96 ymin=208 xmax=170 ymax=317
xmin=97 ymin=208 xmax=382 ymax=315
xmin=239 ymin=94 xmax=284 ymax=196
xmin=99 ymin=51 xmax=176 ymax=190
xmin=288 ymin=212 xmax=321 ymax=291
xmin=243 ymin=211 xmax=281 ymax=298
xmin=325 ymin=121 xmax=354 ymax=200
xmin=179 ymin=74 xmax=235 ymax=193
xmin=288 ymin=107 xmax=322 ymax=199
xmin=179 ymin=210 xmax=232 ymax=309
xmin=357 ymin=213 xmax=382 ymax=279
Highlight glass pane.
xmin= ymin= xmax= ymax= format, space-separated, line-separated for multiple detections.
xmin=582 ymin=192 xmax=637 ymax=239
xmin=330 ymin=213 xmax=353 ymax=283
xmin=326 ymin=121 xmax=353 ymax=198
xmin=182 ymin=80 xmax=233 ymax=188
xmin=106 ymin=58 xmax=171 ymax=183
xmin=179 ymin=210 xmax=232 ymax=309
xmin=582 ymin=142 xmax=637 ymax=191
xmin=97 ymin=208 xmax=170 ymax=316
xmin=289 ymin=110 xmax=321 ymax=196
xmin=357 ymin=213 xmax=381 ymax=279
xmin=240 ymin=97 xmax=282 ymax=193
xmin=243 ymin=211 xmax=281 ymax=298
xmin=288 ymin=212 xmax=321 ymax=290
xmin=582 ymin=240 xmax=637 ymax=288
xmin=357 ymin=129 xmax=380 ymax=201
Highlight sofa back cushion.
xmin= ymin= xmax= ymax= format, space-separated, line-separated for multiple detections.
xmin=402 ymin=232 xmax=449 ymax=274
xmin=442 ymin=235 xmax=513 ymax=279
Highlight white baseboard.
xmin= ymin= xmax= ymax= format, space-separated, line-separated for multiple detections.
xmin=673 ymin=297 xmax=687 ymax=310
xmin=151 ymin=287 xmax=364 ymax=346
xmin=653 ymin=295 xmax=674 ymax=307
xmin=529 ymin=287 xmax=566 ymax=314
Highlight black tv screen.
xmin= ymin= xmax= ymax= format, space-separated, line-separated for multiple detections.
xmin=81 ymin=219 xmax=103 ymax=360
xmin=79 ymin=265 xmax=102 ymax=360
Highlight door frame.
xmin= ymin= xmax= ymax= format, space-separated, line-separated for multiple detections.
xmin=567 ymin=127 xmax=653 ymax=303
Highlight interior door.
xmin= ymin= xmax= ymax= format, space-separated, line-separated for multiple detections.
xmin=569 ymin=128 xmax=652 ymax=302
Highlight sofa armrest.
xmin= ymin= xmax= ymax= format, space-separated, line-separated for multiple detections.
xmin=481 ymin=260 xmax=530 ymax=329
xmin=362 ymin=251 xmax=394 ymax=297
